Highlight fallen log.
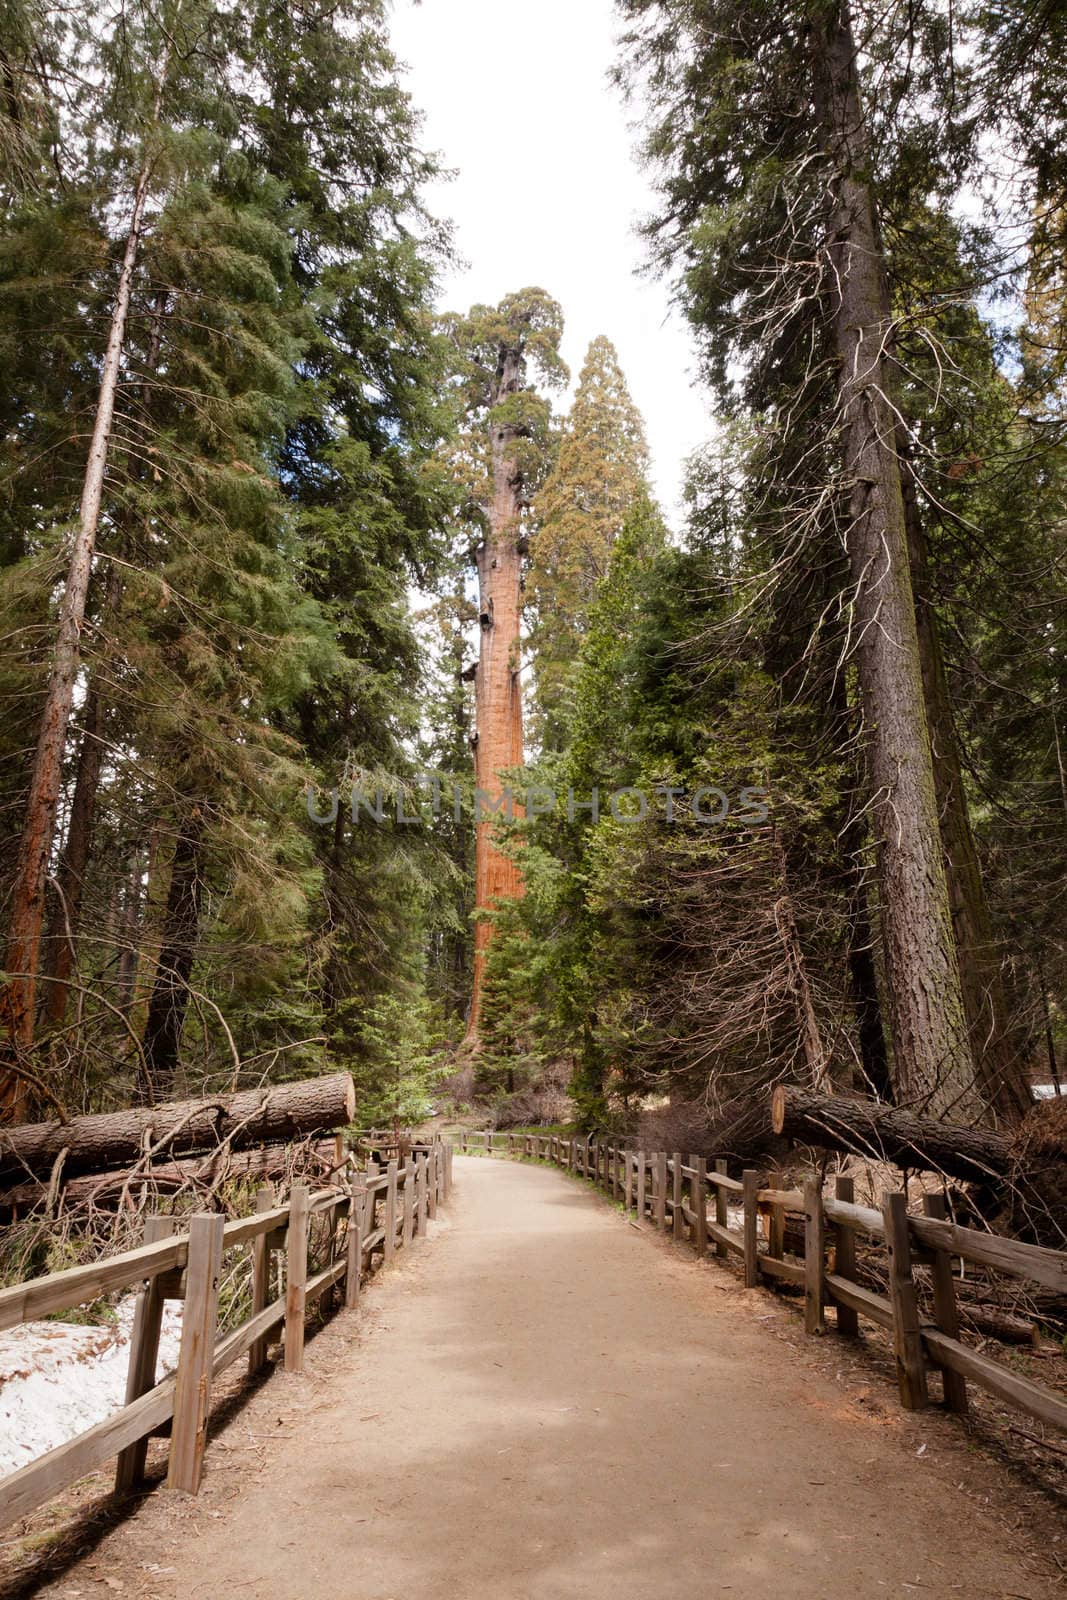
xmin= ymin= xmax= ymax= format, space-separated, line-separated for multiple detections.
xmin=849 ymin=1255 xmax=1043 ymax=1345
xmin=770 ymin=1085 xmax=1010 ymax=1184
xmin=0 ymin=1138 xmax=342 ymax=1214
xmin=0 ymin=1073 xmax=356 ymax=1185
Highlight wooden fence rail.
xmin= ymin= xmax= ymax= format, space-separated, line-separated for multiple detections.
xmin=0 ymin=1140 xmax=452 ymax=1531
xmin=456 ymin=1133 xmax=1067 ymax=1437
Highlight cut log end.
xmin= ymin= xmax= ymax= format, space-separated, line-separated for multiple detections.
xmin=771 ymin=1083 xmax=787 ymax=1137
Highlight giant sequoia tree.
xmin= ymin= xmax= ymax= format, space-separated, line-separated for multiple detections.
xmin=445 ymin=291 xmax=566 ymax=1037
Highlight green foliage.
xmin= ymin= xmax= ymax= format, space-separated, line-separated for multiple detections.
xmin=527 ymin=337 xmax=654 ymax=749
xmin=342 ymin=989 xmax=443 ymax=1131
xmin=440 ymin=287 xmax=568 ymax=519
xmin=0 ymin=0 xmax=458 ymax=1116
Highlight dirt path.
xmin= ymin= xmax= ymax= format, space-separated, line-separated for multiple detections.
xmin=33 ymin=1157 xmax=1059 ymax=1599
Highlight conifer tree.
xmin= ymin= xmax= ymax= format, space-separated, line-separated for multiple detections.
xmin=527 ymin=336 xmax=652 ymax=749
xmin=444 ymin=290 xmax=567 ymax=1038
xmin=0 ymin=0 xmax=235 ymax=1115
xmin=0 ymin=0 xmax=454 ymax=1116
xmin=616 ymin=0 xmax=989 ymax=1120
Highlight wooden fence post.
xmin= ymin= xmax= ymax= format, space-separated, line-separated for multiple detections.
xmin=461 ymin=1130 xmax=468 ymax=1153
xmin=672 ymin=1153 xmax=684 ymax=1241
xmin=384 ymin=1160 xmax=398 ymax=1262
xmin=247 ymin=1185 xmax=275 ymax=1376
xmin=284 ymin=1184 xmax=310 ymax=1375
xmin=427 ymin=1150 xmax=438 ymax=1221
xmin=636 ymin=1151 xmax=646 ymax=1223
xmin=411 ymin=1157 xmax=421 ymax=1238
xmin=690 ymin=1155 xmax=707 ymax=1258
xmin=168 ymin=1213 xmax=224 ymax=1494
xmin=402 ymin=1162 xmax=415 ymax=1248
xmin=419 ymin=1153 xmax=430 ymax=1233
xmin=923 ymin=1192 xmax=968 ymax=1413
xmin=345 ymin=1182 xmax=365 ymax=1309
xmin=742 ymin=1169 xmax=759 ymax=1287
xmin=767 ymin=1196 xmax=785 ymax=1261
xmin=624 ymin=1151 xmax=633 ymax=1212
xmin=882 ymin=1191 xmax=929 ymax=1411
xmin=654 ymin=1152 xmax=668 ymax=1230
xmin=115 ymin=1214 xmax=177 ymax=1491
xmin=803 ymin=1176 xmax=825 ymax=1334
xmin=833 ymin=1175 xmax=860 ymax=1336
xmin=714 ymin=1159 xmax=729 ymax=1257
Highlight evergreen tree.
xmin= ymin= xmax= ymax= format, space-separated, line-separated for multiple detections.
xmin=527 ymin=336 xmax=652 ymax=750
xmin=614 ymin=0 xmax=1004 ymax=1121
xmin=443 ymin=289 xmax=567 ymax=1038
xmin=0 ymin=0 xmax=455 ymax=1119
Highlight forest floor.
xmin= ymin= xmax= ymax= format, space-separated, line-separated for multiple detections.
xmin=3 ymin=1156 xmax=1065 ymax=1599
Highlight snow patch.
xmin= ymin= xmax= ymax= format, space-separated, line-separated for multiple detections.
xmin=0 ymin=1296 xmax=183 ymax=1478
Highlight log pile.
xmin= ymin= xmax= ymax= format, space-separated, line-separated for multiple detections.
xmin=0 ymin=1073 xmax=356 ymax=1215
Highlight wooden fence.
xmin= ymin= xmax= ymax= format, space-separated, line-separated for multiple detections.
xmin=0 ymin=1141 xmax=452 ymax=1531
xmin=459 ymin=1130 xmax=1067 ymax=1435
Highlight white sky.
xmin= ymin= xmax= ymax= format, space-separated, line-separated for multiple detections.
xmin=388 ymin=0 xmax=713 ymax=523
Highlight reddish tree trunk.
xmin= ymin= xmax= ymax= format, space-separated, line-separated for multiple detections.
xmin=468 ymin=347 xmax=526 ymax=1036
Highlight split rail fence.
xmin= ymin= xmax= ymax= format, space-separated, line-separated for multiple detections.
xmin=458 ymin=1130 xmax=1067 ymax=1435
xmin=0 ymin=1141 xmax=452 ymax=1531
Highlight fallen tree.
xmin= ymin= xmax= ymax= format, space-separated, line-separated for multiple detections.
xmin=770 ymin=1084 xmax=1011 ymax=1184
xmin=0 ymin=1137 xmax=343 ymax=1215
xmin=771 ymin=1085 xmax=1067 ymax=1246
xmin=0 ymin=1072 xmax=356 ymax=1185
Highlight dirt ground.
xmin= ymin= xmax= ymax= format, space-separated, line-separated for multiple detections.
xmin=5 ymin=1155 xmax=1064 ymax=1599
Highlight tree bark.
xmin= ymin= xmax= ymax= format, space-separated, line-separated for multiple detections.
xmin=771 ymin=1083 xmax=1010 ymax=1183
xmin=139 ymin=818 xmax=205 ymax=1099
xmin=0 ymin=161 xmax=155 ymax=1122
xmin=814 ymin=1 xmax=980 ymax=1121
xmin=468 ymin=344 xmax=526 ymax=1036
xmin=0 ymin=1071 xmax=356 ymax=1184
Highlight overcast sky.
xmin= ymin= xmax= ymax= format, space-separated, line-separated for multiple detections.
xmin=388 ymin=0 xmax=714 ymax=523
